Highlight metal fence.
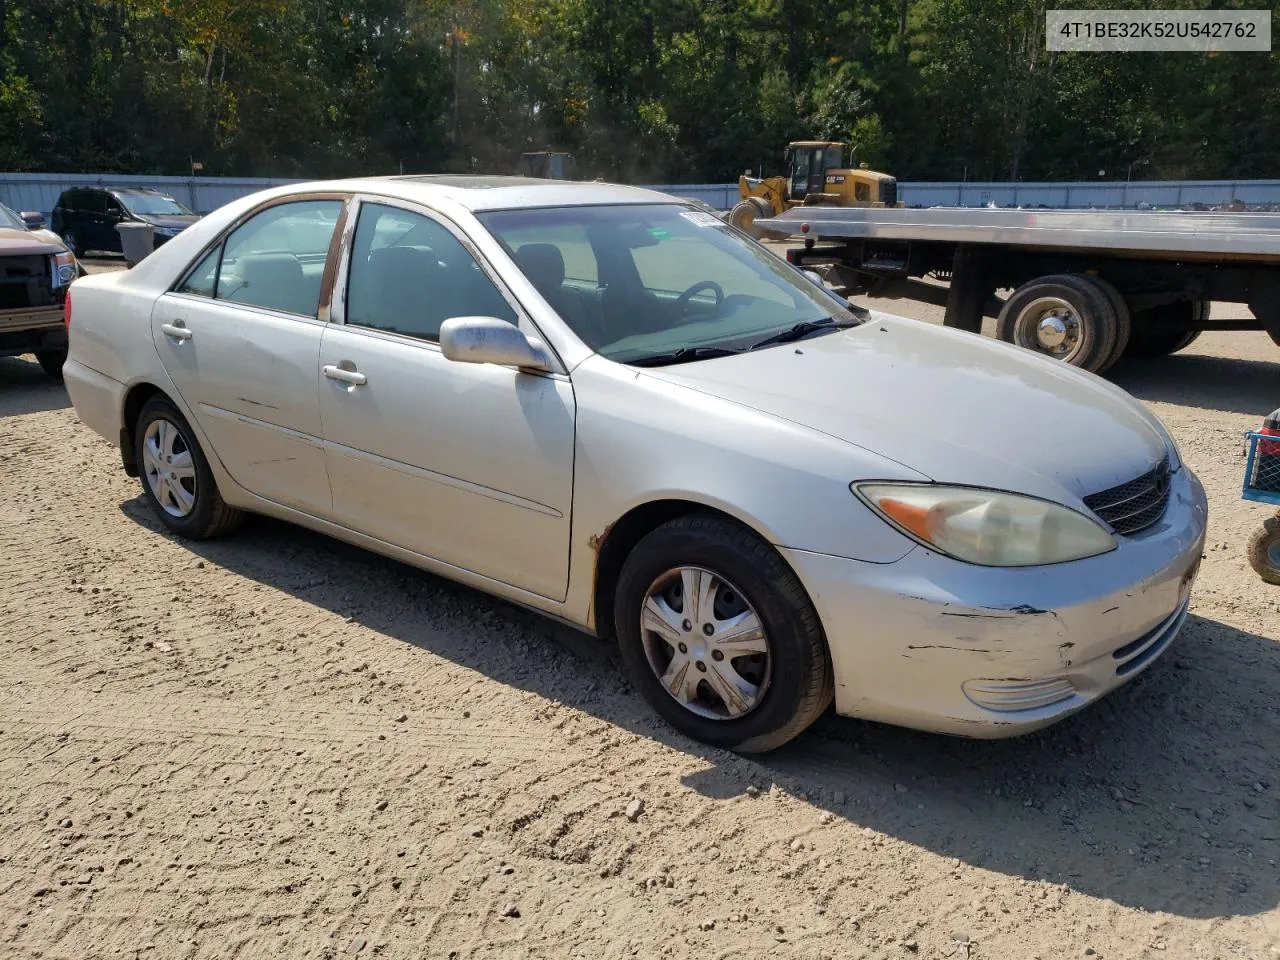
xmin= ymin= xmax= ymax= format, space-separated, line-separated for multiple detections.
xmin=6 ymin=171 xmax=1280 ymax=217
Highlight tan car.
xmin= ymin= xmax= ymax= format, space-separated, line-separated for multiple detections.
xmin=0 ymin=202 xmax=79 ymax=376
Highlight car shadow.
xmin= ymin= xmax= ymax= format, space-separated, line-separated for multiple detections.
xmin=0 ymin=356 xmax=71 ymax=416
xmin=118 ymin=498 xmax=1279 ymax=921
xmin=1110 ymin=350 xmax=1280 ymax=418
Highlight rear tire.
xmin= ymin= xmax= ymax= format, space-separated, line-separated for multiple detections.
xmin=1084 ymin=276 xmax=1132 ymax=374
xmin=614 ymin=514 xmax=833 ymax=753
xmin=1123 ymin=300 xmax=1208 ymax=359
xmin=1246 ymin=515 xmax=1280 ymax=586
xmin=133 ymin=396 xmax=244 ymax=539
xmin=996 ymin=274 xmax=1119 ymax=372
xmin=35 ymin=348 xmax=67 ymax=378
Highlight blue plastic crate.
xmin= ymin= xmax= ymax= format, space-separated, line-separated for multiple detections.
xmin=1243 ymin=432 xmax=1280 ymax=506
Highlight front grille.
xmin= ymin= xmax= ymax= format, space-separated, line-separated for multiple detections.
xmin=881 ymin=178 xmax=898 ymax=206
xmin=1083 ymin=457 xmax=1172 ymax=536
xmin=0 ymin=255 xmax=53 ymax=311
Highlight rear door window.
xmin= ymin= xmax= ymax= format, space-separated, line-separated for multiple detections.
xmin=214 ymin=200 xmax=343 ymax=317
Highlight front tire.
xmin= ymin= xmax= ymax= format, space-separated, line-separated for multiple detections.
xmin=35 ymin=348 xmax=67 ymax=378
xmin=614 ymin=514 xmax=833 ymax=753
xmin=62 ymin=230 xmax=83 ymax=258
xmin=134 ymin=396 xmax=244 ymax=539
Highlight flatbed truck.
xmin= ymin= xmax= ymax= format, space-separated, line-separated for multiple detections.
xmin=762 ymin=206 xmax=1280 ymax=373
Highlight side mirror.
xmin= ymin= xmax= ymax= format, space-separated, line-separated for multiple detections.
xmin=803 ymin=269 xmax=826 ymax=288
xmin=20 ymin=211 xmax=46 ymax=229
xmin=439 ymin=316 xmax=551 ymax=371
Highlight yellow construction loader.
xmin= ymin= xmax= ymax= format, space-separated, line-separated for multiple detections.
xmin=729 ymin=141 xmax=902 ymax=238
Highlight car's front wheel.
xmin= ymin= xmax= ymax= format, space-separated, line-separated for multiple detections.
xmin=614 ymin=514 xmax=833 ymax=753
xmin=134 ymin=396 xmax=244 ymax=539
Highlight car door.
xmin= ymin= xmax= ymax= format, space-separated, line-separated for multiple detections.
xmin=318 ymin=197 xmax=576 ymax=601
xmin=151 ymin=195 xmax=347 ymax=516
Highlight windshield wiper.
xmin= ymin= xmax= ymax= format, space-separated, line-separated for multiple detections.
xmin=747 ymin=317 xmax=847 ymax=351
xmin=626 ymin=345 xmax=742 ymax=367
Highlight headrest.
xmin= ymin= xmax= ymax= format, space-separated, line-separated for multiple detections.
xmin=514 ymin=243 xmax=566 ymax=289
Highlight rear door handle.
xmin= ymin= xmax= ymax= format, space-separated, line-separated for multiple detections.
xmin=323 ymin=364 xmax=367 ymax=386
xmin=160 ymin=321 xmax=192 ymax=341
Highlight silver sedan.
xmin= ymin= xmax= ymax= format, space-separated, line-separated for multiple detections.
xmin=62 ymin=176 xmax=1207 ymax=751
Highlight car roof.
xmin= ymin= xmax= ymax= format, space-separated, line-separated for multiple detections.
xmin=274 ymin=175 xmax=679 ymax=213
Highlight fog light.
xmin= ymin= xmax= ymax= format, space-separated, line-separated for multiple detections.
xmin=962 ymin=677 xmax=1076 ymax=712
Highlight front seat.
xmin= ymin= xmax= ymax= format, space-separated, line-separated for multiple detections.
xmin=513 ymin=243 xmax=601 ymax=345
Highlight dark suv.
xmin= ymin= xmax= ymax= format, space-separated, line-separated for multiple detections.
xmin=52 ymin=186 xmax=200 ymax=257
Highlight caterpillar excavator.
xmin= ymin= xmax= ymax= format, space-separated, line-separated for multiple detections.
xmin=730 ymin=141 xmax=902 ymax=238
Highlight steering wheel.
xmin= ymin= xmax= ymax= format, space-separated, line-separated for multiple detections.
xmin=673 ymin=280 xmax=725 ymax=318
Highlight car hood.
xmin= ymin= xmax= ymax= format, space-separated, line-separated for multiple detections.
xmin=640 ymin=313 xmax=1171 ymax=507
xmin=135 ymin=214 xmax=200 ymax=230
xmin=0 ymin=226 xmax=65 ymax=256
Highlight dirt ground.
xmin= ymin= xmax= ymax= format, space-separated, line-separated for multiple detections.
xmin=1 ymin=265 xmax=1277 ymax=960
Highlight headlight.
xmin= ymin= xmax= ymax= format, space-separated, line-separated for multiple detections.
xmin=52 ymin=251 xmax=77 ymax=287
xmin=854 ymin=483 xmax=1117 ymax=567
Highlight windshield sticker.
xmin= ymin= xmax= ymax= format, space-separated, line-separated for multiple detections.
xmin=647 ymin=227 xmax=671 ymax=240
xmin=679 ymin=210 xmax=722 ymax=227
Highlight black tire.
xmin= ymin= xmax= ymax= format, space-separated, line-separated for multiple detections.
xmin=614 ymin=514 xmax=833 ymax=753
xmin=1246 ymin=515 xmax=1280 ymax=586
xmin=996 ymin=274 xmax=1119 ymax=372
xmin=133 ymin=395 xmax=244 ymax=539
xmin=1083 ymin=275 xmax=1132 ymax=374
xmin=62 ymin=229 xmax=83 ymax=258
xmin=1123 ymin=300 xmax=1208 ymax=359
xmin=35 ymin=348 xmax=67 ymax=378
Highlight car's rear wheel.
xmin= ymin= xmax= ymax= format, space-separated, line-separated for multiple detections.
xmin=614 ymin=514 xmax=832 ymax=753
xmin=134 ymin=396 xmax=243 ymax=539
xmin=35 ymin=349 xmax=67 ymax=378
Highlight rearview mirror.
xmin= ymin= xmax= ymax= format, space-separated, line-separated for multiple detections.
xmin=20 ymin=211 xmax=46 ymax=229
xmin=439 ymin=316 xmax=551 ymax=371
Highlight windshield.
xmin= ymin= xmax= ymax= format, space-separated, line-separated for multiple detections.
xmin=0 ymin=203 xmax=25 ymax=230
xmin=479 ymin=203 xmax=854 ymax=364
xmin=118 ymin=193 xmax=193 ymax=216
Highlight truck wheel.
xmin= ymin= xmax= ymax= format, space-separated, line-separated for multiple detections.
xmin=614 ymin=514 xmax=833 ymax=753
xmin=1124 ymin=300 xmax=1208 ymax=359
xmin=996 ymin=274 xmax=1119 ymax=372
xmin=35 ymin=349 xmax=67 ymax=378
xmin=729 ymin=197 xmax=772 ymax=240
xmin=1083 ymin=276 xmax=1132 ymax=374
xmin=1246 ymin=515 xmax=1280 ymax=586
xmin=134 ymin=396 xmax=244 ymax=539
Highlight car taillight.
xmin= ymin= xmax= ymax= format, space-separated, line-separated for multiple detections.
xmin=63 ymin=290 xmax=72 ymax=332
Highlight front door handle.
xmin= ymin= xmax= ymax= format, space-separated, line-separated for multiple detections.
xmin=323 ymin=364 xmax=367 ymax=386
xmin=160 ymin=321 xmax=192 ymax=341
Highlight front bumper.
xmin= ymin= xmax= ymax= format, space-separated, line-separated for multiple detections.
xmin=0 ymin=306 xmax=66 ymax=357
xmin=782 ymin=467 xmax=1208 ymax=737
